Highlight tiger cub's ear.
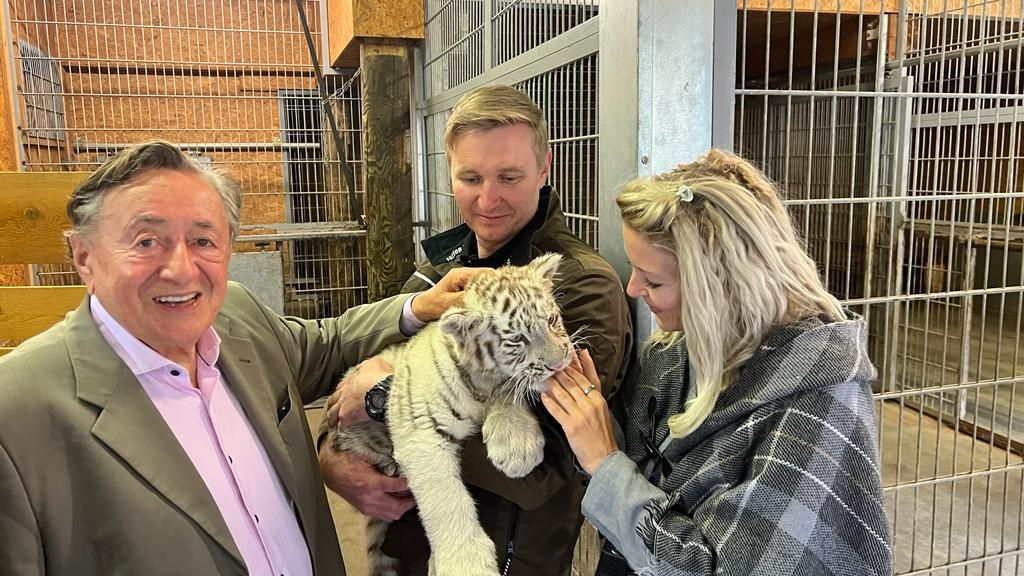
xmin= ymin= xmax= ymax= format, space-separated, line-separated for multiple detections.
xmin=439 ymin=309 xmax=483 ymax=342
xmin=528 ymin=253 xmax=562 ymax=281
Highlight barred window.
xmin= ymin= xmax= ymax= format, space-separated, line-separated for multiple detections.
xmin=18 ymin=41 xmax=65 ymax=141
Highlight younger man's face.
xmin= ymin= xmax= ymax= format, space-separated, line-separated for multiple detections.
xmin=449 ymin=123 xmax=551 ymax=258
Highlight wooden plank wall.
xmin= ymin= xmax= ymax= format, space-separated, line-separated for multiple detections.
xmin=0 ymin=172 xmax=89 ymax=264
xmin=0 ymin=172 xmax=89 ymax=355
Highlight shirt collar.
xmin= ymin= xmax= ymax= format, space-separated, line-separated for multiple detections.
xmin=456 ymin=186 xmax=551 ymax=268
xmin=420 ymin=186 xmax=554 ymax=267
xmin=89 ymin=295 xmax=221 ymax=376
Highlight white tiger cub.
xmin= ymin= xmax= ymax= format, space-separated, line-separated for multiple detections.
xmin=329 ymin=253 xmax=574 ymax=576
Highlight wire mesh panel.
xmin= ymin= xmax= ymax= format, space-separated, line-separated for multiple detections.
xmin=6 ymin=0 xmax=367 ymax=316
xmin=422 ymin=108 xmax=457 ymax=236
xmin=737 ymin=1 xmax=1024 ymax=573
xmin=517 ymin=53 xmax=599 ymax=246
xmin=490 ymin=0 xmax=599 ymax=66
xmin=422 ymin=0 xmax=599 ymax=99
xmin=739 ymin=68 xmax=875 ymax=301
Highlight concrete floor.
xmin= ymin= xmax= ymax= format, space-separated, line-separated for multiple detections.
xmin=882 ymin=298 xmax=1024 ymax=574
xmin=304 ymin=410 xmax=369 ymax=576
xmin=895 ymin=300 xmax=1024 ymax=441
xmin=882 ymin=401 xmax=1024 ymax=575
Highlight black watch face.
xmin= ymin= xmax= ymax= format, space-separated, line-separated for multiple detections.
xmin=368 ymin=391 xmax=387 ymax=412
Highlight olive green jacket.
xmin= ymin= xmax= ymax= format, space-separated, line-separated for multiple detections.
xmin=382 ymin=188 xmax=633 ymax=576
xmin=0 ymin=281 xmax=410 ymax=576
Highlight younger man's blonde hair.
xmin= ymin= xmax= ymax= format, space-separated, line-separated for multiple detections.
xmin=444 ymin=85 xmax=549 ymax=167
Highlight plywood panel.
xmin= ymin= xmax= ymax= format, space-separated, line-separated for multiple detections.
xmin=328 ymin=0 xmax=423 ymax=67
xmin=12 ymin=0 xmax=317 ymax=68
xmin=739 ymin=11 xmax=878 ymax=79
xmin=0 ymin=285 xmax=84 ymax=340
xmin=0 ymin=172 xmax=88 ymax=264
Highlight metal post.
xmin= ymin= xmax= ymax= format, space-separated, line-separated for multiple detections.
xmin=599 ymin=0 xmax=724 ymax=342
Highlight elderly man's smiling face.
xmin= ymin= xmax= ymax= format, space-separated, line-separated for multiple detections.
xmin=71 ymin=168 xmax=231 ymax=366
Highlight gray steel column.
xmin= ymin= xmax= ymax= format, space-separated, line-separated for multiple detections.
xmin=599 ymin=0 xmax=734 ymax=341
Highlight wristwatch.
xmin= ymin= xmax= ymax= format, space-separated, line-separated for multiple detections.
xmin=364 ymin=374 xmax=393 ymax=424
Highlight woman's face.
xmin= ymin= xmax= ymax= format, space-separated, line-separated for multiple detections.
xmin=623 ymin=224 xmax=683 ymax=332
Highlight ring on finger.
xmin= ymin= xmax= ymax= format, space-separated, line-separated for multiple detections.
xmin=582 ymin=384 xmax=597 ymax=396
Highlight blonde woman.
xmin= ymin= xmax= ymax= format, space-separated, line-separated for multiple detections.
xmin=542 ymin=150 xmax=892 ymax=575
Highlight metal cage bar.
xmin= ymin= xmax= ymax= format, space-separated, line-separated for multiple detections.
xmin=736 ymin=1 xmax=1024 ymax=573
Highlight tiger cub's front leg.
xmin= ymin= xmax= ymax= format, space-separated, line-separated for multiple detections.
xmin=482 ymin=398 xmax=545 ymax=479
xmin=393 ymin=427 xmax=499 ymax=576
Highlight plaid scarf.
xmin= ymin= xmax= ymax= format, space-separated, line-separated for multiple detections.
xmin=596 ymin=314 xmax=892 ymax=576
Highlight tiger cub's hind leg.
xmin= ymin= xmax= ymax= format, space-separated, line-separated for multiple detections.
xmin=365 ymin=517 xmax=400 ymax=576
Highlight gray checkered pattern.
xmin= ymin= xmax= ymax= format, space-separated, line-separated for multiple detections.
xmin=597 ymin=314 xmax=892 ymax=576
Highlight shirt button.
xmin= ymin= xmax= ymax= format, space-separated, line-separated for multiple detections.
xmin=170 ymin=369 xmax=181 ymax=377
xmin=254 ymin=514 xmax=259 ymax=523
xmin=228 ymin=455 xmax=234 ymax=464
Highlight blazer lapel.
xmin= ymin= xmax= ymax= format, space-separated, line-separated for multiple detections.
xmin=215 ymin=317 xmax=314 ymax=556
xmin=66 ymin=299 xmax=246 ymax=570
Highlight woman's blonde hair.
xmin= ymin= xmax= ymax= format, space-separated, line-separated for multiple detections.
xmin=617 ymin=149 xmax=844 ymax=438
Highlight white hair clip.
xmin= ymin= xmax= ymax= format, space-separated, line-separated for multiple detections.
xmin=676 ymin=184 xmax=694 ymax=203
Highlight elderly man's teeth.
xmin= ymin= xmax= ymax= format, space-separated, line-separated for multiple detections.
xmin=156 ymin=294 xmax=198 ymax=303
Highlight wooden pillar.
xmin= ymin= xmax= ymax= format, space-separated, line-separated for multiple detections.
xmin=0 ymin=11 xmax=19 ymax=171
xmin=0 ymin=15 xmax=26 ymax=288
xmin=360 ymin=42 xmax=414 ymax=301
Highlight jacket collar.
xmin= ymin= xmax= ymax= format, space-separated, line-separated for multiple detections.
xmin=420 ymin=186 xmax=570 ymax=267
xmin=67 ymin=296 xmax=311 ymax=571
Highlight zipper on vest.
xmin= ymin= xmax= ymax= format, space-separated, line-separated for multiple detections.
xmin=500 ymin=505 xmax=521 ymax=576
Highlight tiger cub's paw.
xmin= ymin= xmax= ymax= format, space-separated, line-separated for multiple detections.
xmin=482 ymin=404 xmax=545 ymax=478
xmin=429 ymin=535 xmax=499 ymax=576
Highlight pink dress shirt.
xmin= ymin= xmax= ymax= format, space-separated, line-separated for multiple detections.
xmin=90 ymin=296 xmax=313 ymax=576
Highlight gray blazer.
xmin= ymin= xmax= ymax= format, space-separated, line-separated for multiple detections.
xmin=0 ymin=281 xmax=409 ymax=576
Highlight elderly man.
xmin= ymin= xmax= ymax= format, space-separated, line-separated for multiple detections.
xmin=0 ymin=140 xmax=474 ymax=576
xmin=319 ymin=85 xmax=633 ymax=575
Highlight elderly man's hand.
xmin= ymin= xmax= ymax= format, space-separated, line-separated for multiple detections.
xmin=410 ymin=267 xmax=491 ymax=322
xmin=326 ymin=356 xmax=393 ymax=431
xmin=318 ymin=446 xmax=415 ymax=521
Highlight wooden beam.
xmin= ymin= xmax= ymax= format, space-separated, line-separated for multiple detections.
xmin=360 ymin=43 xmax=415 ymax=301
xmin=328 ymin=0 xmax=424 ymax=68
xmin=0 ymin=172 xmax=89 ymax=265
xmin=738 ymin=11 xmax=879 ymax=79
xmin=0 ymin=286 xmax=85 ymax=340
xmin=740 ymin=0 xmax=897 ymax=13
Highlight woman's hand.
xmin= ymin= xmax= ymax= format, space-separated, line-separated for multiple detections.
xmin=541 ymin=349 xmax=619 ymax=475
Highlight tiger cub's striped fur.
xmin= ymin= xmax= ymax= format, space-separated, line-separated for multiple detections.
xmin=329 ymin=253 xmax=573 ymax=576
